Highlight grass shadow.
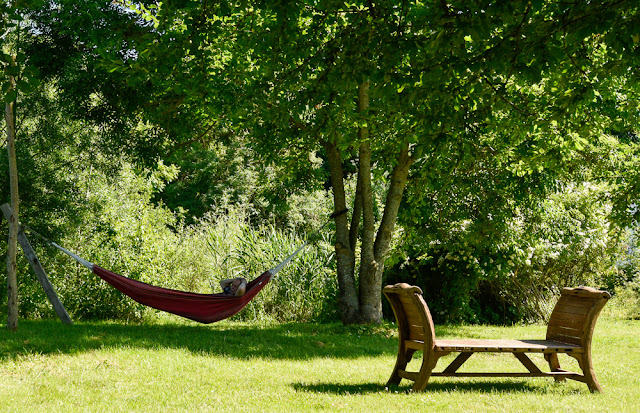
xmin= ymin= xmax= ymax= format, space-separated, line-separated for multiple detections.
xmin=403 ymin=380 xmax=546 ymax=393
xmin=292 ymin=382 xmax=387 ymax=395
xmin=0 ymin=318 xmax=398 ymax=361
xmin=294 ymin=379 xmax=561 ymax=395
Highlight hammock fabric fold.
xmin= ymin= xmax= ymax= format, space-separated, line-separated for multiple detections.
xmin=92 ymin=265 xmax=273 ymax=324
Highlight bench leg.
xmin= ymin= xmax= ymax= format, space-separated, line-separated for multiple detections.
xmin=577 ymin=353 xmax=603 ymax=393
xmin=565 ymin=353 xmax=603 ymax=393
xmin=412 ymin=352 xmax=441 ymax=392
xmin=544 ymin=353 xmax=566 ymax=382
xmin=387 ymin=348 xmax=416 ymax=386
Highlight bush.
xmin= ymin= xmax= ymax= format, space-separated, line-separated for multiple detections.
xmin=389 ymin=182 xmax=623 ymax=324
xmin=5 ymin=162 xmax=338 ymax=324
xmin=489 ymin=182 xmax=622 ymax=321
xmin=606 ymin=283 xmax=640 ymax=319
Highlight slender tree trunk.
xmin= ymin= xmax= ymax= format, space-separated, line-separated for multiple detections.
xmin=5 ymin=71 xmax=19 ymax=330
xmin=322 ymin=139 xmax=360 ymax=324
xmin=374 ymin=142 xmax=413 ymax=259
xmin=357 ymin=137 xmax=379 ymax=321
xmin=359 ymin=142 xmax=413 ymax=323
xmin=355 ymin=81 xmax=380 ymax=322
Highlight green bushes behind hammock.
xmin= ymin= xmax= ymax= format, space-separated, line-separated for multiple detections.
xmin=5 ymin=165 xmax=337 ymax=323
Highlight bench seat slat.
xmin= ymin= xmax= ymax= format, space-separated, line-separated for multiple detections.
xmin=553 ymin=303 xmax=591 ymax=316
xmin=408 ymin=324 xmax=425 ymax=340
xmin=433 ymin=339 xmax=582 ymax=353
xmin=557 ymin=295 xmax=597 ymax=309
xmin=547 ymin=325 xmax=583 ymax=342
xmin=548 ymin=317 xmax=587 ymax=330
xmin=400 ymin=303 xmax=422 ymax=321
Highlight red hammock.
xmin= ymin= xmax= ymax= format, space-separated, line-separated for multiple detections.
xmin=50 ymin=238 xmax=302 ymax=324
xmin=92 ymin=265 xmax=273 ymax=324
xmin=44 ymin=210 xmax=345 ymax=323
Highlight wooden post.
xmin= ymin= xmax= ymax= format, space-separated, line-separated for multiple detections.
xmin=0 ymin=211 xmax=4 ymax=315
xmin=1 ymin=204 xmax=73 ymax=325
xmin=5 ymin=85 xmax=19 ymax=330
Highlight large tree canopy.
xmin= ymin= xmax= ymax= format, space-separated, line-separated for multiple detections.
xmin=12 ymin=1 xmax=639 ymax=324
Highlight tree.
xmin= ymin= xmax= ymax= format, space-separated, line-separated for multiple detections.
xmin=2 ymin=0 xmax=42 ymax=330
xmin=23 ymin=1 xmax=170 ymax=167
xmin=110 ymin=0 xmax=639 ymax=323
xmin=2 ymin=53 xmax=18 ymax=330
xmin=234 ymin=0 xmax=640 ymax=323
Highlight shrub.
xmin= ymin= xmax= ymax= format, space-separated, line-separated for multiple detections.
xmin=389 ymin=182 xmax=623 ymax=324
xmin=6 ymin=163 xmax=338 ymax=323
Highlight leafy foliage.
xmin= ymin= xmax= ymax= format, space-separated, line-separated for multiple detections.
xmin=389 ymin=182 xmax=625 ymax=323
xmin=4 ymin=0 xmax=640 ymax=325
xmin=2 ymin=160 xmax=337 ymax=322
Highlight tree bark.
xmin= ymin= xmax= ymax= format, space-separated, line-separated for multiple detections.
xmin=5 ymin=83 xmax=19 ymax=331
xmin=374 ymin=142 xmax=413 ymax=260
xmin=324 ymin=80 xmax=414 ymax=324
xmin=357 ymin=136 xmax=379 ymax=322
xmin=322 ymin=139 xmax=360 ymax=323
xmin=359 ymin=142 xmax=413 ymax=323
xmin=356 ymin=81 xmax=379 ymax=322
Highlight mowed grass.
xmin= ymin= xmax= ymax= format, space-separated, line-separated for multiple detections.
xmin=1 ymin=316 xmax=639 ymax=412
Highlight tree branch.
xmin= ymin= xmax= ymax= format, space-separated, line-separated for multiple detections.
xmin=374 ymin=141 xmax=413 ymax=261
xmin=349 ymin=172 xmax=362 ymax=254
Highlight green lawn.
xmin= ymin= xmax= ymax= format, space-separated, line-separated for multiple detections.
xmin=1 ymin=316 xmax=638 ymax=412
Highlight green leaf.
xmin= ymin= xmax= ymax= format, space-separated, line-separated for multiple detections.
xmin=3 ymin=89 xmax=17 ymax=103
xmin=0 ymin=53 xmax=13 ymax=64
xmin=16 ymin=79 xmax=38 ymax=94
xmin=4 ymin=65 xmax=20 ymax=77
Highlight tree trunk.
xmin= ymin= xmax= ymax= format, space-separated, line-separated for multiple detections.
xmin=322 ymin=139 xmax=360 ymax=324
xmin=357 ymin=137 xmax=380 ymax=322
xmin=5 ymin=84 xmax=19 ymax=331
xmin=324 ymin=80 xmax=414 ymax=324
xmin=359 ymin=142 xmax=413 ymax=323
xmin=374 ymin=142 xmax=413 ymax=260
xmin=355 ymin=82 xmax=380 ymax=322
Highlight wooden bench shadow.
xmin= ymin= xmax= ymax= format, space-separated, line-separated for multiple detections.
xmin=383 ymin=284 xmax=611 ymax=393
xmin=294 ymin=380 xmax=545 ymax=395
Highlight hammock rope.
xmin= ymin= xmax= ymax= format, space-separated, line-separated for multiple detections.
xmin=23 ymin=209 xmax=347 ymax=323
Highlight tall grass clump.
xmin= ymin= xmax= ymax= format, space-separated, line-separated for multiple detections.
xmin=201 ymin=207 xmax=338 ymax=322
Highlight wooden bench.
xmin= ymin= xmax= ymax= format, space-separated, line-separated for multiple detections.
xmin=383 ymin=283 xmax=611 ymax=392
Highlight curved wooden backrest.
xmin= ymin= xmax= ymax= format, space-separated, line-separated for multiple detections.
xmin=546 ymin=286 xmax=611 ymax=347
xmin=383 ymin=283 xmax=436 ymax=349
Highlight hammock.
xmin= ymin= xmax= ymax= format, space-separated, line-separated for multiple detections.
xmin=92 ymin=265 xmax=271 ymax=323
xmin=51 ymin=237 xmax=305 ymax=324
xmin=44 ymin=209 xmax=346 ymax=323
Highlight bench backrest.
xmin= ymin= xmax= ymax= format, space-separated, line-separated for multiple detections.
xmin=384 ymin=283 xmax=610 ymax=351
xmin=546 ymin=286 xmax=611 ymax=347
xmin=383 ymin=283 xmax=436 ymax=349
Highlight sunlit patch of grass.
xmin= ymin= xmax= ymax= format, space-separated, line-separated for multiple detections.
xmin=1 ymin=318 xmax=638 ymax=412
